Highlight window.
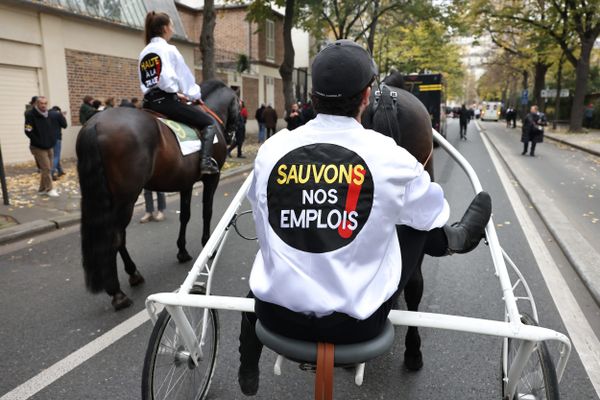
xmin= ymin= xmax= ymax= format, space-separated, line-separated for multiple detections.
xmin=266 ymin=19 xmax=275 ymax=62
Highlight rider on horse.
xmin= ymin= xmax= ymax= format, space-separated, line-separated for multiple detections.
xmin=237 ymin=40 xmax=492 ymax=396
xmin=139 ymin=11 xmax=219 ymax=176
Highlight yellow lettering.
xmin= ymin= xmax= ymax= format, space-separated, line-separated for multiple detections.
xmin=286 ymin=164 xmax=298 ymax=184
xmin=277 ymin=164 xmax=288 ymax=184
xmin=297 ymin=164 xmax=310 ymax=184
xmin=352 ymin=165 xmax=366 ymax=185
xmin=323 ymin=164 xmax=338 ymax=184
xmin=312 ymin=164 xmax=325 ymax=183
xmin=338 ymin=164 xmax=352 ymax=184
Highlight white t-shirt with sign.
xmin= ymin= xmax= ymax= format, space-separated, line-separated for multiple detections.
xmin=138 ymin=37 xmax=201 ymax=101
xmin=248 ymin=114 xmax=449 ymax=320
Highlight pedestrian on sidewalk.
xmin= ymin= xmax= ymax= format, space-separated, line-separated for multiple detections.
xmin=458 ymin=104 xmax=469 ymax=140
xmin=262 ymin=104 xmax=278 ymax=139
xmin=49 ymin=105 xmax=68 ymax=181
xmin=79 ymin=95 xmax=96 ymax=125
xmin=228 ymin=100 xmax=247 ymax=158
xmin=521 ymin=105 xmax=546 ymax=157
xmin=255 ymin=104 xmax=266 ymax=143
xmin=140 ymin=190 xmax=166 ymax=223
xmin=24 ymin=96 xmax=60 ymax=197
xmin=284 ymin=102 xmax=304 ymax=130
xmin=584 ymin=103 xmax=594 ymax=128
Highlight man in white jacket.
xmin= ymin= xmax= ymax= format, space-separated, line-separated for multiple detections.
xmin=237 ymin=40 xmax=491 ymax=396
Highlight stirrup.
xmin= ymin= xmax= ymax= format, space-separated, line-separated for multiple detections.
xmin=200 ymin=157 xmax=219 ymax=175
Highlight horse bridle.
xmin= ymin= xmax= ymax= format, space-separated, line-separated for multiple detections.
xmin=372 ymin=84 xmax=434 ymax=169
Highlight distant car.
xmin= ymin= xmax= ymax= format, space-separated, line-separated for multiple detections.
xmin=481 ymin=101 xmax=502 ymax=121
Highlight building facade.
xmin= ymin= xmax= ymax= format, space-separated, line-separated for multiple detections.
xmin=0 ymin=0 xmax=308 ymax=164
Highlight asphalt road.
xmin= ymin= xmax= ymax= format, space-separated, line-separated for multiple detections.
xmin=1 ymin=121 xmax=599 ymax=399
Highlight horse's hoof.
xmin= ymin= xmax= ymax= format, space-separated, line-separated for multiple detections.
xmin=177 ymin=252 xmax=193 ymax=263
xmin=404 ymin=350 xmax=423 ymax=371
xmin=112 ymin=293 xmax=133 ymax=311
xmin=129 ymin=271 xmax=145 ymax=287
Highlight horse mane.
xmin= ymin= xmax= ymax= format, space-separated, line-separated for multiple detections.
xmin=382 ymin=70 xmax=406 ymax=90
xmin=200 ymin=79 xmax=228 ymax=97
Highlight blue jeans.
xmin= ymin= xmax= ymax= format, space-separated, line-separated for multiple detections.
xmin=144 ymin=190 xmax=166 ymax=212
xmin=258 ymin=123 xmax=266 ymax=143
xmin=52 ymin=139 xmax=63 ymax=175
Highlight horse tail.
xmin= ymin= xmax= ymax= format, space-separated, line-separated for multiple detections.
xmin=76 ymin=122 xmax=114 ymax=293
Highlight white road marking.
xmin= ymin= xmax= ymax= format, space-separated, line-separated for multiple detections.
xmin=479 ymin=125 xmax=600 ymax=395
xmin=0 ymin=310 xmax=150 ymax=400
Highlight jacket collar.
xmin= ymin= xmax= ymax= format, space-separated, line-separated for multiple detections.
xmin=150 ymin=37 xmax=167 ymax=44
xmin=309 ymin=113 xmax=363 ymax=131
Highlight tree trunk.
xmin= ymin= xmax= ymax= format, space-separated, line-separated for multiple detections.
xmin=520 ymin=70 xmax=529 ymax=119
xmin=532 ymin=61 xmax=549 ymax=111
xmin=279 ymin=0 xmax=296 ymax=115
xmin=552 ymin=53 xmax=564 ymax=130
xmin=200 ymin=0 xmax=216 ymax=81
xmin=366 ymin=0 xmax=380 ymax=53
xmin=569 ymin=40 xmax=593 ymax=132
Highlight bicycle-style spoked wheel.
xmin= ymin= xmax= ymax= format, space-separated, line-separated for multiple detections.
xmin=142 ymin=306 xmax=219 ymax=400
xmin=502 ymin=313 xmax=559 ymax=400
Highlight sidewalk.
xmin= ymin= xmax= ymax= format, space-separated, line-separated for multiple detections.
xmin=478 ymin=121 xmax=600 ymax=305
xmin=0 ymin=133 xmax=261 ymax=245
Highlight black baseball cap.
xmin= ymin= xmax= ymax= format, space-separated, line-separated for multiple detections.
xmin=311 ymin=40 xmax=378 ymax=98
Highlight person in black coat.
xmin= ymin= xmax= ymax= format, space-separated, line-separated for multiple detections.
xmin=24 ymin=96 xmax=61 ymax=196
xmin=521 ymin=105 xmax=546 ymax=156
xmin=284 ymin=103 xmax=304 ymax=130
xmin=458 ymin=104 xmax=470 ymax=140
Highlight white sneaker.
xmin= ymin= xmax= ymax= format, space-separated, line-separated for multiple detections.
xmin=46 ymin=189 xmax=60 ymax=198
xmin=140 ymin=212 xmax=152 ymax=223
xmin=153 ymin=211 xmax=165 ymax=221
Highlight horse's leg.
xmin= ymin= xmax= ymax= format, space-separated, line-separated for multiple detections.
xmin=103 ymin=241 xmax=132 ymax=311
xmin=403 ymin=257 xmax=425 ymax=371
xmin=176 ymin=188 xmax=193 ymax=262
xmin=396 ymin=225 xmax=427 ymax=371
xmin=118 ymin=233 xmax=145 ymax=287
xmin=201 ymin=174 xmax=220 ymax=246
xmin=105 ymin=202 xmax=144 ymax=310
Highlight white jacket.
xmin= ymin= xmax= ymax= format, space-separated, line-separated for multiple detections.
xmin=138 ymin=37 xmax=201 ymax=100
xmin=248 ymin=114 xmax=449 ymax=320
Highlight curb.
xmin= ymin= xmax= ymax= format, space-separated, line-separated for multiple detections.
xmin=0 ymin=163 xmax=254 ymax=246
xmin=544 ymin=133 xmax=600 ymax=158
xmin=477 ymin=122 xmax=600 ymax=306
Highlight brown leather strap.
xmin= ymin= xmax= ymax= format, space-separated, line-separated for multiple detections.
xmin=199 ymin=103 xmax=224 ymax=126
xmin=315 ymin=342 xmax=334 ymax=400
xmin=423 ymin=144 xmax=433 ymax=169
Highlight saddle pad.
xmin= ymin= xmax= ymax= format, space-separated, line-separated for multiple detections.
xmin=157 ymin=118 xmax=218 ymax=156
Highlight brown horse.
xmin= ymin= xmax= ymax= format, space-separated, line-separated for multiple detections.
xmin=362 ymin=72 xmax=435 ymax=372
xmin=76 ymin=80 xmax=240 ymax=310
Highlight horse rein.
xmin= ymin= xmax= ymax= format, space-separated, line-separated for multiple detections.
xmin=198 ymin=103 xmax=224 ymax=127
xmin=373 ymin=84 xmax=434 ymax=170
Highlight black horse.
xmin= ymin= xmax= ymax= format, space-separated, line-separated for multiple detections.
xmin=76 ymin=80 xmax=239 ymax=310
xmin=362 ymin=72 xmax=435 ymax=371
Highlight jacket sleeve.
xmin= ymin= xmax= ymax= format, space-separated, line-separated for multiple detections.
xmin=24 ymin=112 xmax=34 ymax=139
xmin=172 ymin=47 xmax=201 ymax=101
xmin=58 ymin=112 xmax=68 ymax=128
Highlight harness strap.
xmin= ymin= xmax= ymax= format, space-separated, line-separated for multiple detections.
xmin=199 ymin=103 xmax=224 ymax=126
xmin=315 ymin=342 xmax=334 ymax=400
xmin=423 ymin=145 xmax=433 ymax=169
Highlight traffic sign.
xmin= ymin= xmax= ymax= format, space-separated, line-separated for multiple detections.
xmin=541 ymin=88 xmax=570 ymax=98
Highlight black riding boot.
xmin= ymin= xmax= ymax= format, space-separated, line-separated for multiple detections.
xmin=238 ymin=311 xmax=263 ymax=396
xmin=443 ymin=191 xmax=492 ymax=254
xmin=200 ymin=125 xmax=219 ymax=176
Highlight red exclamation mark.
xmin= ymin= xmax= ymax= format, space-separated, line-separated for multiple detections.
xmin=338 ymin=166 xmax=364 ymax=239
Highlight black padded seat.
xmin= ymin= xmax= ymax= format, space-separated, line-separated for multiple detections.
xmin=256 ymin=319 xmax=395 ymax=365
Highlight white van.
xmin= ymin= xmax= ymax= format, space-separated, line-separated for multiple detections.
xmin=481 ymin=101 xmax=502 ymax=121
